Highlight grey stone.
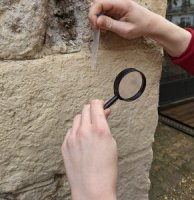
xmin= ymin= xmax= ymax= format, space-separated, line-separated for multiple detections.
xmin=0 ymin=0 xmax=91 ymax=60
xmin=0 ymin=0 xmax=48 ymax=59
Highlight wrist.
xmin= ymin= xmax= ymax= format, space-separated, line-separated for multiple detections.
xmin=146 ymin=13 xmax=192 ymax=57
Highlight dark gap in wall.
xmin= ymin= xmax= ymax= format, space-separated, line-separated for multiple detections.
xmin=44 ymin=0 xmax=90 ymax=54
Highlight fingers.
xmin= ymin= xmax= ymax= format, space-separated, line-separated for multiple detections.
xmin=89 ymin=1 xmax=135 ymax=39
xmin=71 ymin=114 xmax=81 ymax=136
xmin=89 ymin=2 xmax=103 ymax=29
xmin=97 ymin=15 xmax=132 ymax=38
xmin=104 ymin=108 xmax=111 ymax=119
xmin=61 ymin=128 xmax=72 ymax=155
xmin=89 ymin=0 xmax=114 ymax=29
xmin=66 ymin=100 xmax=111 ymax=138
xmin=62 ymin=128 xmax=71 ymax=147
xmin=81 ymin=104 xmax=91 ymax=126
xmin=97 ymin=15 xmax=113 ymax=30
xmin=90 ymin=100 xmax=110 ymax=131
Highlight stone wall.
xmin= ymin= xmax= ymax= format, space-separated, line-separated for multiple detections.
xmin=0 ymin=0 xmax=166 ymax=199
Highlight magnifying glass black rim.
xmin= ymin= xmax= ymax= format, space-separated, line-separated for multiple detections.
xmin=114 ymin=68 xmax=146 ymax=102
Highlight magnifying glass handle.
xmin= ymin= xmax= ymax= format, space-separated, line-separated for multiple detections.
xmin=104 ymin=96 xmax=119 ymax=110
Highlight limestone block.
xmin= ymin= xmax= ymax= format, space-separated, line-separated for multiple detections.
xmin=15 ymin=176 xmax=70 ymax=200
xmin=0 ymin=0 xmax=47 ymax=59
xmin=0 ymin=176 xmax=70 ymax=200
xmin=0 ymin=33 xmax=162 ymax=199
xmin=0 ymin=0 xmax=166 ymax=60
xmin=0 ymin=0 xmax=166 ymax=199
xmin=0 ymin=0 xmax=90 ymax=59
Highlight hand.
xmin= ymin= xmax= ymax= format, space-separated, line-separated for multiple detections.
xmin=89 ymin=0 xmax=155 ymax=39
xmin=89 ymin=0 xmax=191 ymax=57
xmin=62 ymin=100 xmax=118 ymax=200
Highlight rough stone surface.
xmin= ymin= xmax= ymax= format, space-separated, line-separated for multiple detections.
xmin=0 ymin=41 xmax=162 ymax=199
xmin=0 ymin=175 xmax=70 ymax=200
xmin=0 ymin=0 xmax=48 ymax=59
xmin=0 ymin=0 xmax=91 ymax=60
xmin=44 ymin=0 xmax=91 ymax=55
xmin=0 ymin=0 xmax=165 ymax=60
xmin=0 ymin=0 xmax=166 ymax=199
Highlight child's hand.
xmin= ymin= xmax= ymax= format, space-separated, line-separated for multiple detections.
xmin=62 ymin=100 xmax=117 ymax=200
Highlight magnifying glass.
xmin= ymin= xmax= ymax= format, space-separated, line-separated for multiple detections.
xmin=104 ymin=68 xmax=146 ymax=109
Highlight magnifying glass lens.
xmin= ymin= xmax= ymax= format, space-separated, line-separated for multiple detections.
xmin=119 ymin=71 xmax=143 ymax=100
xmin=104 ymin=68 xmax=146 ymax=110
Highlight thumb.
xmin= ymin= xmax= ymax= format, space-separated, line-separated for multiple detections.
xmin=97 ymin=15 xmax=132 ymax=38
xmin=104 ymin=108 xmax=111 ymax=119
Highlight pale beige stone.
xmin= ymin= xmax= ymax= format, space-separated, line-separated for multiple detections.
xmin=0 ymin=0 xmax=166 ymax=199
xmin=16 ymin=176 xmax=70 ymax=200
xmin=0 ymin=38 xmax=162 ymax=199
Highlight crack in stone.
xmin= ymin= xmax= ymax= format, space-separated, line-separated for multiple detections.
xmin=0 ymin=174 xmax=65 ymax=197
xmin=15 ymin=179 xmax=55 ymax=194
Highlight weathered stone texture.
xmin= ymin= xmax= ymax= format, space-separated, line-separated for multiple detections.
xmin=0 ymin=0 xmax=165 ymax=60
xmin=0 ymin=0 xmax=48 ymax=59
xmin=0 ymin=39 xmax=162 ymax=199
xmin=0 ymin=0 xmax=166 ymax=199
xmin=44 ymin=0 xmax=90 ymax=55
xmin=0 ymin=0 xmax=90 ymax=60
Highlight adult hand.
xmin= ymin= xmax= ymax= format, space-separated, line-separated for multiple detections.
xmin=89 ymin=0 xmax=155 ymax=39
xmin=89 ymin=0 xmax=192 ymax=57
xmin=62 ymin=100 xmax=118 ymax=200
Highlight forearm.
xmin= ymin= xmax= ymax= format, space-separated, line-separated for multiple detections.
xmin=147 ymin=13 xmax=192 ymax=57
